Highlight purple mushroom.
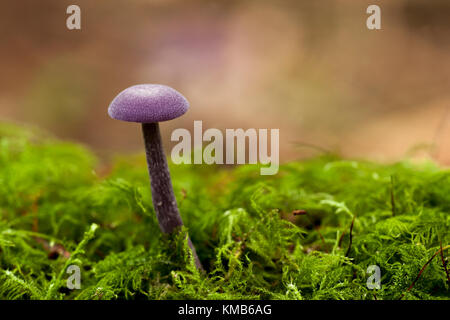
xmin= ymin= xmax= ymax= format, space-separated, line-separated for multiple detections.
xmin=108 ymin=84 xmax=203 ymax=270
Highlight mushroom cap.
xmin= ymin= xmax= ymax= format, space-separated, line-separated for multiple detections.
xmin=108 ymin=84 xmax=189 ymax=123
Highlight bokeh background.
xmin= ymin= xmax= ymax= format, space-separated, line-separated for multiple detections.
xmin=1 ymin=0 xmax=450 ymax=164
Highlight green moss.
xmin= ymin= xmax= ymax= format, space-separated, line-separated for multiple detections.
xmin=0 ymin=122 xmax=448 ymax=300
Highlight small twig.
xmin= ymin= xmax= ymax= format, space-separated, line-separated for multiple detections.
xmin=292 ymin=209 xmax=307 ymax=216
xmin=338 ymin=229 xmax=346 ymax=248
xmin=345 ymin=216 xmax=355 ymax=257
xmin=439 ymin=241 xmax=450 ymax=285
xmin=399 ymin=244 xmax=450 ymax=300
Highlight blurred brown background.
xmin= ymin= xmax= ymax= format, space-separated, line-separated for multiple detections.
xmin=1 ymin=0 xmax=450 ymax=164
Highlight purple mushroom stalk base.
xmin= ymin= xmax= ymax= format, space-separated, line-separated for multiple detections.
xmin=142 ymin=122 xmax=203 ymax=270
xmin=108 ymin=84 xmax=203 ymax=271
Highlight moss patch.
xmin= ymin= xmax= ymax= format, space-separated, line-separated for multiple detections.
xmin=0 ymin=123 xmax=448 ymax=300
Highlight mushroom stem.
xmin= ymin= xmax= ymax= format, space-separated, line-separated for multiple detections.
xmin=141 ymin=122 xmax=203 ymax=270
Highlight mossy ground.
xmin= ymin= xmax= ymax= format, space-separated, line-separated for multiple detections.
xmin=0 ymin=122 xmax=448 ymax=300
